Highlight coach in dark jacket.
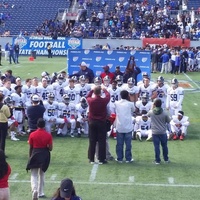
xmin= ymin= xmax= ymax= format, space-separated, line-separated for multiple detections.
xmin=27 ymin=94 xmax=45 ymax=133
xmin=70 ymin=61 xmax=94 ymax=83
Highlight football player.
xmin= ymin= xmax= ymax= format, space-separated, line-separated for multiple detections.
xmin=154 ymin=76 xmax=169 ymax=109
xmin=52 ymin=73 xmax=68 ymax=102
xmin=134 ymin=112 xmax=152 ymax=141
xmin=57 ymin=94 xmax=76 ymax=137
xmin=107 ymin=80 xmax=121 ymax=113
xmin=135 ymin=92 xmax=152 ymax=115
xmin=122 ymin=77 xmax=139 ymax=103
xmin=64 ymin=78 xmax=80 ymax=105
xmin=170 ymin=111 xmax=189 ymax=140
xmin=43 ymin=92 xmax=58 ymax=133
xmin=76 ymin=75 xmax=91 ymax=98
xmin=166 ymin=78 xmax=184 ymax=116
xmin=4 ymin=96 xmax=19 ymax=141
xmin=115 ymin=75 xmax=124 ymax=88
xmin=37 ymin=77 xmax=54 ymax=101
xmin=11 ymin=85 xmax=26 ymax=135
xmin=76 ymin=97 xmax=89 ymax=137
xmin=138 ymin=77 xmax=157 ymax=100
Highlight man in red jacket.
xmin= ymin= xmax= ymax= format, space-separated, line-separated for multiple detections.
xmin=100 ymin=65 xmax=115 ymax=83
xmin=87 ymin=86 xmax=110 ymax=164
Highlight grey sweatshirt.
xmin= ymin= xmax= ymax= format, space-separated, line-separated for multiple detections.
xmin=147 ymin=107 xmax=171 ymax=135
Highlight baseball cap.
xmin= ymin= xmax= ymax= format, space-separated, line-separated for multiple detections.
xmin=60 ymin=178 xmax=73 ymax=198
xmin=80 ymin=61 xmax=87 ymax=66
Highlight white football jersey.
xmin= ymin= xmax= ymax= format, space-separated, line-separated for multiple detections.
xmin=76 ymin=83 xmax=91 ymax=98
xmin=134 ymin=116 xmax=151 ymax=131
xmin=122 ymin=84 xmax=139 ymax=95
xmin=11 ymin=92 xmax=26 ymax=107
xmin=64 ymin=86 xmax=80 ymax=105
xmin=43 ymin=100 xmax=58 ymax=119
xmin=37 ymin=85 xmax=54 ymax=101
xmin=22 ymin=85 xmax=37 ymax=102
xmin=166 ymin=86 xmax=184 ymax=108
xmin=76 ymin=103 xmax=88 ymax=119
xmin=107 ymin=87 xmax=121 ymax=104
xmin=138 ymin=84 xmax=156 ymax=99
xmin=0 ymin=87 xmax=14 ymax=97
xmin=155 ymin=84 xmax=169 ymax=108
xmin=58 ymin=102 xmax=76 ymax=118
xmin=52 ymin=82 xmax=66 ymax=102
xmin=135 ymin=100 xmax=152 ymax=114
xmin=170 ymin=115 xmax=189 ymax=127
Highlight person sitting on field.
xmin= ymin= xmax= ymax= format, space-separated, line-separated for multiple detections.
xmin=170 ymin=111 xmax=189 ymax=141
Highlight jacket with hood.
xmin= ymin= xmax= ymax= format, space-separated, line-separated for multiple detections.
xmin=147 ymin=107 xmax=170 ymax=135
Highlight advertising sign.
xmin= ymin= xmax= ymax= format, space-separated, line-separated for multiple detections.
xmin=12 ymin=36 xmax=82 ymax=56
xmin=68 ymin=49 xmax=151 ymax=82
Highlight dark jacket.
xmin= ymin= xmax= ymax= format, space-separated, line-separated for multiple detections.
xmin=26 ymin=148 xmax=50 ymax=172
xmin=70 ymin=67 xmax=94 ymax=83
xmin=123 ymin=66 xmax=141 ymax=85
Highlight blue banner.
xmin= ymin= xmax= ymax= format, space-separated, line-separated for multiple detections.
xmin=68 ymin=49 xmax=151 ymax=81
xmin=12 ymin=36 xmax=82 ymax=56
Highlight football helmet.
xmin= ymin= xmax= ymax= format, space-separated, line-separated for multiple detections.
xmin=52 ymin=72 xmax=58 ymax=78
xmin=157 ymin=76 xmax=164 ymax=86
xmin=94 ymin=76 xmax=102 ymax=86
xmin=171 ymin=78 xmax=178 ymax=88
xmin=115 ymin=75 xmax=123 ymax=87
xmin=127 ymin=77 xmax=135 ymax=88
xmin=103 ymin=75 xmax=111 ymax=86
xmin=41 ymin=71 xmax=49 ymax=77
xmin=141 ymin=92 xmax=149 ymax=103
xmin=63 ymin=94 xmax=70 ymax=104
xmin=71 ymin=76 xmax=78 ymax=83
xmin=47 ymin=92 xmax=55 ymax=103
xmin=142 ymin=72 xmax=149 ymax=78
xmin=57 ymin=73 xmax=64 ymax=84
xmin=4 ymin=96 xmax=14 ymax=107
xmin=44 ymin=75 xmax=51 ymax=84
xmin=80 ymin=97 xmax=88 ymax=109
xmin=79 ymin=75 xmax=86 ymax=86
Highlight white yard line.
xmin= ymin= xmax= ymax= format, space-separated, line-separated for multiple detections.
xmin=184 ymin=73 xmax=200 ymax=89
xmin=9 ymin=179 xmax=200 ymax=188
xmin=89 ymin=164 xmax=99 ymax=182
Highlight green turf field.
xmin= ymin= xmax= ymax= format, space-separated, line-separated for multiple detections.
xmin=2 ymin=56 xmax=200 ymax=200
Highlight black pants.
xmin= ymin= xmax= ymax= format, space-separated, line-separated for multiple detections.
xmin=0 ymin=122 xmax=8 ymax=152
xmin=88 ymin=120 xmax=107 ymax=162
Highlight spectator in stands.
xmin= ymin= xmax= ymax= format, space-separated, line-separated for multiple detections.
xmin=70 ymin=61 xmax=94 ymax=83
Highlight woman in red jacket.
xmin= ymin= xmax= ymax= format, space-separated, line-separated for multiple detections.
xmin=0 ymin=149 xmax=11 ymax=200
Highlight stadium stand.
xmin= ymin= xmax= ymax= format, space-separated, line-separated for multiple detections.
xmin=0 ymin=0 xmax=69 ymax=35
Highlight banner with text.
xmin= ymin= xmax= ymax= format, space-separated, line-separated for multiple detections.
xmin=12 ymin=36 xmax=82 ymax=56
xmin=67 ymin=49 xmax=151 ymax=81
xmin=142 ymin=38 xmax=190 ymax=48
